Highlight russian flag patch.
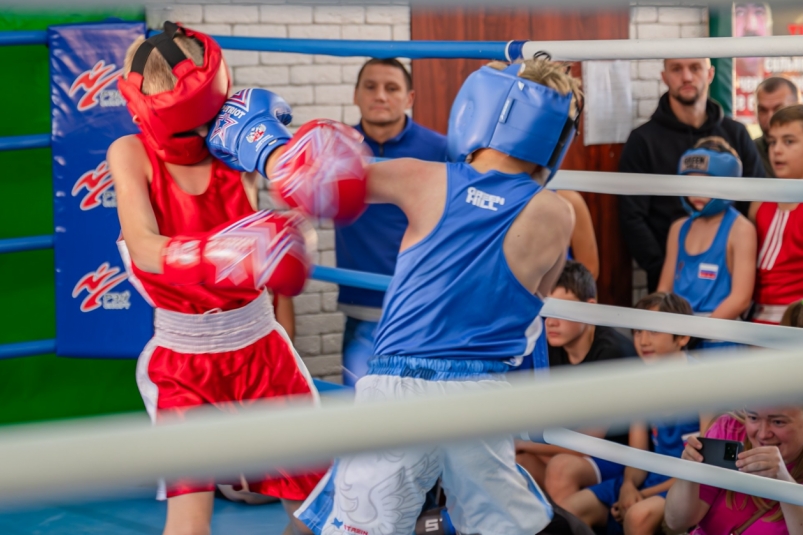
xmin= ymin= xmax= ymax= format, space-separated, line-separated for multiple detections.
xmin=698 ymin=263 xmax=719 ymax=280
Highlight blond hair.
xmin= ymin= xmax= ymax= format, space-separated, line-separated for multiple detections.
xmin=123 ymin=33 xmax=204 ymax=95
xmin=487 ymin=58 xmax=582 ymax=116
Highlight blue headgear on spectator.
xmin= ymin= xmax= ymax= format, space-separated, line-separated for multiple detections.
xmin=447 ymin=62 xmax=580 ymax=183
xmin=678 ymin=147 xmax=743 ymax=219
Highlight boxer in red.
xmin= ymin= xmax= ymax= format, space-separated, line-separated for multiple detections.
xmin=750 ymin=105 xmax=803 ymax=324
xmin=108 ymin=22 xmax=320 ymax=535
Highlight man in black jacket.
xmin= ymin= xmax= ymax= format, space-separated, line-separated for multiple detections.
xmin=619 ymin=58 xmax=765 ymax=292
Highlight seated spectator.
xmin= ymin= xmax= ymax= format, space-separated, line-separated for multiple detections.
xmin=516 ymin=262 xmax=638 ymax=490
xmin=750 ymin=105 xmax=803 ymax=324
xmin=563 ymin=292 xmax=702 ymax=535
xmin=665 ymin=407 xmax=803 ymax=534
xmin=755 ymin=77 xmax=801 ymax=178
xmin=558 ymin=191 xmax=600 ymax=279
xmin=658 ymin=137 xmax=756 ymax=349
xmin=336 ymin=58 xmax=447 ymax=386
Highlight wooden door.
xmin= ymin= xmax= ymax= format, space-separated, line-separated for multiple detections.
xmin=411 ymin=8 xmax=632 ymax=306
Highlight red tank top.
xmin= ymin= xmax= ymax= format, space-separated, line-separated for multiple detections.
xmin=754 ymin=202 xmax=803 ymax=306
xmin=123 ymin=134 xmax=261 ymax=313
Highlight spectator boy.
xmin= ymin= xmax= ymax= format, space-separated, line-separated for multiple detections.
xmin=750 ymin=105 xmax=803 ymax=324
xmin=619 ymin=58 xmax=764 ymax=292
xmin=562 ymin=292 xmax=702 ymax=535
xmin=755 ymin=77 xmax=801 ymax=177
xmin=336 ymin=58 xmax=447 ymax=385
xmin=516 ymin=262 xmax=638 ymax=490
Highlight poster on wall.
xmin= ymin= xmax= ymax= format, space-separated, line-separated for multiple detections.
xmin=732 ymin=3 xmax=803 ymax=134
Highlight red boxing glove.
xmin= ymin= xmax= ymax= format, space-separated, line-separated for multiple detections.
xmin=270 ymin=119 xmax=371 ymax=223
xmin=161 ymin=210 xmax=311 ymax=296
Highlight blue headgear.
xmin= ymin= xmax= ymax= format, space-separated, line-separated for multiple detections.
xmin=447 ymin=63 xmax=580 ymax=182
xmin=678 ymin=147 xmax=743 ymax=219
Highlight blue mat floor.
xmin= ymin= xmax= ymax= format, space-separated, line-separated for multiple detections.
xmin=0 ymin=490 xmax=291 ymax=534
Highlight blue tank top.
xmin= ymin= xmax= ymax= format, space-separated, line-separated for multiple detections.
xmin=673 ymin=207 xmax=738 ymax=315
xmin=373 ymin=163 xmax=545 ymax=360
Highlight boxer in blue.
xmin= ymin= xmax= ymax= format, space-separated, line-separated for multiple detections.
xmin=207 ymin=57 xmax=582 ymax=535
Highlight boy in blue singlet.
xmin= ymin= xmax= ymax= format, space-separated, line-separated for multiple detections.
xmin=657 ymin=137 xmax=757 ymax=349
xmin=208 ymin=56 xmax=582 ymax=535
xmin=562 ymin=292 xmax=702 ymax=535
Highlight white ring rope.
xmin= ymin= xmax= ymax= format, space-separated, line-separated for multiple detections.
xmin=0 ymin=349 xmax=801 ymax=504
xmin=521 ymin=35 xmax=803 ymax=61
xmin=543 ymin=428 xmax=803 ymax=506
xmin=549 ymin=171 xmax=803 ymax=203
xmin=540 ymin=299 xmax=803 ymax=350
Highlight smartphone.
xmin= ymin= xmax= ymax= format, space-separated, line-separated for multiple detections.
xmin=698 ymin=437 xmax=744 ymax=470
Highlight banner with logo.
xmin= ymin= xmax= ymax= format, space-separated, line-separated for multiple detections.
xmin=50 ymin=22 xmax=152 ymax=358
xmin=732 ymin=3 xmax=803 ymax=129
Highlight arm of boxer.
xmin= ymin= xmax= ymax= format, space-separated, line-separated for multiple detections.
xmin=241 ymin=171 xmax=260 ymax=210
xmin=161 ymin=210 xmax=310 ymax=296
xmin=657 ymin=219 xmax=683 ymax=293
xmin=275 ymin=294 xmax=295 ymax=340
xmin=505 ymin=190 xmax=574 ymax=296
xmin=206 ymin=88 xmax=292 ymax=175
xmin=710 ymin=215 xmax=757 ymax=320
xmin=557 ymin=190 xmax=599 ymax=279
xmin=368 ymin=158 xmax=448 ymax=252
xmin=108 ymin=135 xmax=169 ymax=273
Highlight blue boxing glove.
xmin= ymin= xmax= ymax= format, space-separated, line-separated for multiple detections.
xmin=207 ymin=88 xmax=293 ymax=175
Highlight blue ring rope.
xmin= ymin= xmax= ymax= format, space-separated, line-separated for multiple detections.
xmin=0 ymin=30 xmax=47 ymax=46
xmin=0 ymin=134 xmax=50 ymax=152
xmin=214 ymin=36 xmax=515 ymax=59
xmin=0 ymin=235 xmax=54 ymax=254
xmin=0 ymin=340 xmax=56 ymax=360
xmin=2 ymin=29 xmax=525 ymax=60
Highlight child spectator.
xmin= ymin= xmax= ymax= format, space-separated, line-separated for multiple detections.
xmin=750 ymin=105 xmax=803 ymax=324
xmin=664 ymin=299 xmax=803 ymax=534
xmin=658 ymin=137 xmax=757 ymax=349
xmin=516 ymin=262 xmax=639 ymax=492
xmin=562 ymin=292 xmax=702 ymax=535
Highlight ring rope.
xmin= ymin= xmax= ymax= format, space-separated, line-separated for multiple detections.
xmin=540 ymin=300 xmax=803 ymax=350
xmin=521 ymin=35 xmax=803 ymax=61
xmin=0 ymin=349 xmax=799 ymax=504
xmin=548 ymin=171 xmax=803 ymax=202
xmin=543 ymin=428 xmax=803 ymax=506
xmin=303 ymin=268 xmax=803 ymax=350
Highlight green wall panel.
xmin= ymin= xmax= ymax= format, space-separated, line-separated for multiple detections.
xmin=0 ymin=8 xmax=146 ymax=426
xmin=709 ymin=6 xmax=734 ymax=117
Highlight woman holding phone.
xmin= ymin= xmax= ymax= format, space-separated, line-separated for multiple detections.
xmin=664 ymin=407 xmax=803 ymax=534
xmin=666 ymin=302 xmax=803 ymax=535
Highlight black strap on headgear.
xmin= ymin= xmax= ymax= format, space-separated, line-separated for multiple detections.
xmin=130 ymin=22 xmax=190 ymax=87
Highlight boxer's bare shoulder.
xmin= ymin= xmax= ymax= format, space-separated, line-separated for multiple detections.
xmin=505 ymin=188 xmax=575 ymax=294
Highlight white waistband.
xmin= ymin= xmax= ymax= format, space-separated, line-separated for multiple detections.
xmin=153 ymin=292 xmax=276 ymax=354
xmin=753 ymin=304 xmax=787 ymax=324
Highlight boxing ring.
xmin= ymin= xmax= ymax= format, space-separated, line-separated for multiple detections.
xmin=2 ymin=26 xmax=803 ymax=530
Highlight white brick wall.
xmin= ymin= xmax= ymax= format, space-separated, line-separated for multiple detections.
xmin=629 ymin=5 xmax=709 ymax=130
xmin=149 ymin=3 xmax=411 ymax=381
xmin=628 ymin=5 xmax=709 ymax=301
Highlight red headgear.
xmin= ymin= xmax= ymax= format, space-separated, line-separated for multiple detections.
xmin=118 ymin=22 xmax=230 ymax=165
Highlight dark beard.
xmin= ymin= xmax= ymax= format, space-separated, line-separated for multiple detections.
xmin=672 ymin=89 xmax=701 ymax=106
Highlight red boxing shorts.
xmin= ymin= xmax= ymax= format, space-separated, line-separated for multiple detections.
xmin=136 ymin=291 xmax=326 ymax=499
